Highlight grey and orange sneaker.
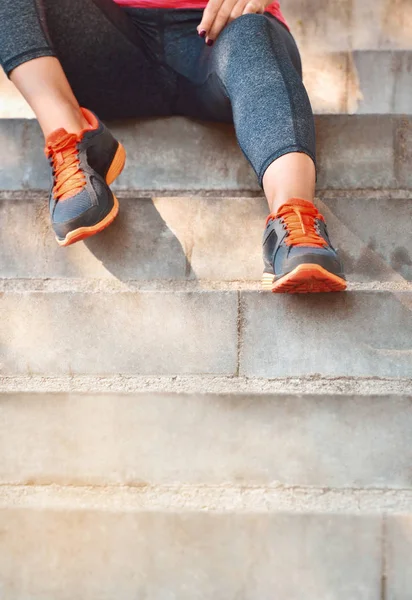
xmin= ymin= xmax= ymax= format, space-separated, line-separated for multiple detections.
xmin=262 ymin=198 xmax=346 ymax=293
xmin=44 ymin=108 xmax=125 ymax=247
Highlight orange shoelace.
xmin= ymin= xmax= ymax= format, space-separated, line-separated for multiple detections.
xmin=45 ymin=131 xmax=86 ymax=201
xmin=268 ymin=201 xmax=326 ymax=248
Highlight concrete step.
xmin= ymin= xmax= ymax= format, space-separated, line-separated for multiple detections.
xmin=0 ymin=485 xmax=411 ymax=599
xmin=1 ymin=192 xmax=411 ymax=282
xmin=1 ymin=115 xmax=411 ymax=193
xmin=1 ymin=391 xmax=412 ymax=489
xmin=0 ymin=491 xmax=385 ymax=600
xmin=1 ymin=288 xmax=412 ymax=378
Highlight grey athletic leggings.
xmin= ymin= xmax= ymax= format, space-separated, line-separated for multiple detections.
xmin=0 ymin=0 xmax=316 ymax=185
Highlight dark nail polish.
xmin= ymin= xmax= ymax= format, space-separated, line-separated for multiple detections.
xmin=206 ymin=39 xmax=214 ymax=46
xmin=198 ymin=29 xmax=206 ymax=38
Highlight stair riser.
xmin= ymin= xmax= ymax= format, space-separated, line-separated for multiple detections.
xmin=1 ymin=195 xmax=411 ymax=282
xmin=304 ymin=50 xmax=412 ymax=115
xmin=1 ymin=393 xmax=411 ymax=489
xmin=1 ymin=291 xmax=411 ymax=378
xmin=240 ymin=291 xmax=412 ymax=378
xmin=0 ymin=509 xmax=387 ymax=600
xmin=350 ymin=50 xmax=412 ymax=114
xmin=0 ymin=116 xmax=411 ymax=192
xmin=0 ymin=291 xmax=237 ymax=376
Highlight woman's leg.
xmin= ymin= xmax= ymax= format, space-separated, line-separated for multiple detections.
xmin=262 ymin=153 xmax=316 ymax=214
xmin=0 ymin=0 xmax=172 ymax=135
xmin=203 ymin=13 xmax=317 ymax=214
xmin=10 ymin=57 xmax=88 ymax=137
xmin=165 ymin=11 xmax=316 ymax=212
xmin=0 ymin=0 xmax=173 ymax=246
xmin=0 ymin=0 xmax=86 ymax=135
xmin=168 ymin=12 xmax=345 ymax=292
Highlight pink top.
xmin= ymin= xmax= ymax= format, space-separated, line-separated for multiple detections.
xmin=114 ymin=0 xmax=289 ymax=29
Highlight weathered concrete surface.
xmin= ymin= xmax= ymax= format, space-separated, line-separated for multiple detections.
xmin=1 ymin=194 xmax=411 ymax=282
xmin=240 ymin=291 xmax=412 ymax=378
xmin=352 ymin=51 xmax=412 ymax=114
xmin=1 ymin=290 xmax=412 ymax=378
xmin=315 ymin=116 xmax=396 ymax=190
xmin=0 ymin=291 xmax=237 ymax=376
xmin=0 ymin=196 xmax=193 ymax=281
xmin=285 ymin=0 xmax=412 ymax=51
xmin=351 ymin=0 xmax=412 ymax=50
xmin=386 ymin=517 xmax=412 ymax=600
xmin=0 ymin=508 xmax=381 ymax=600
xmin=301 ymin=50 xmax=412 ymax=115
xmin=396 ymin=116 xmax=412 ymax=190
xmin=0 ymin=116 xmax=411 ymax=192
xmin=318 ymin=194 xmax=412 ymax=283
xmin=1 ymin=392 xmax=412 ymax=488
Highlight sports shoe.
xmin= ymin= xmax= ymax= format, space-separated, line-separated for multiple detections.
xmin=44 ymin=107 xmax=126 ymax=247
xmin=262 ymin=198 xmax=346 ymax=293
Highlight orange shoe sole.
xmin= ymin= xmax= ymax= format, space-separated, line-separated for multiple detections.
xmin=57 ymin=142 xmax=126 ymax=247
xmin=262 ymin=264 xmax=347 ymax=294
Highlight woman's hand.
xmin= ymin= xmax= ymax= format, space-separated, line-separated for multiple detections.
xmin=197 ymin=0 xmax=272 ymax=45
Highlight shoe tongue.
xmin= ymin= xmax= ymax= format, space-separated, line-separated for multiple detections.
xmin=275 ymin=198 xmax=317 ymax=218
xmin=46 ymin=128 xmax=71 ymax=147
xmin=283 ymin=198 xmax=316 ymax=210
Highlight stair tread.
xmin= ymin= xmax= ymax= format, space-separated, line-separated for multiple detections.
xmin=1 ymin=192 xmax=411 ymax=283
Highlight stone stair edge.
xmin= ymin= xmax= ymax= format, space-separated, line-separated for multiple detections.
xmin=1 ymin=280 xmax=411 ymax=292
xmin=1 ymin=375 xmax=411 ymax=397
xmin=2 ymin=188 xmax=412 ymax=197
xmin=1 ymin=385 xmax=411 ymax=396
xmin=1 ymin=484 xmax=412 ymax=515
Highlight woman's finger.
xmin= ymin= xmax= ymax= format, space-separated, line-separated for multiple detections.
xmin=242 ymin=0 xmax=264 ymax=14
xmin=228 ymin=0 xmax=248 ymax=22
xmin=206 ymin=0 xmax=237 ymax=41
xmin=197 ymin=0 xmax=225 ymax=37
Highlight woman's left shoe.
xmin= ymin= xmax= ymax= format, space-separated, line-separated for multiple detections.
xmin=45 ymin=108 xmax=126 ymax=247
xmin=262 ymin=198 xmax=347 ymax=294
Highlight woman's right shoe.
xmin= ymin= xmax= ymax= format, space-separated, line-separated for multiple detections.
xmin=262 ymin=198 xmax=347 ymax=294
xmin=44 ymin=107 xmax=126 ymax=247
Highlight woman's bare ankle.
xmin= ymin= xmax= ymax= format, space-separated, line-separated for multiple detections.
xmin=38 ymin=100 xmax=89 ymax=138
xmin=10 ymin=57 xmax=89 ymax=138
xmin=262 ymin=152 xmax=316 ymax=214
